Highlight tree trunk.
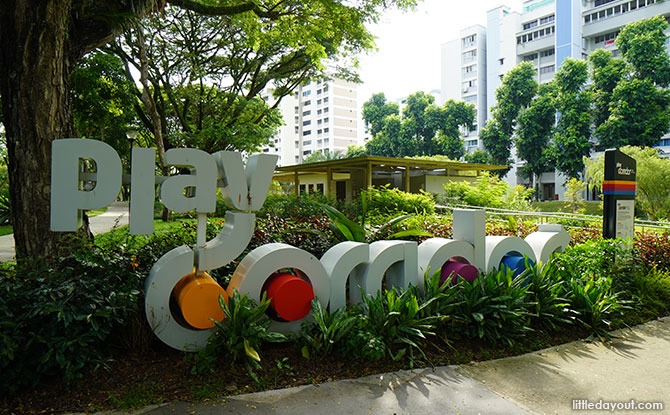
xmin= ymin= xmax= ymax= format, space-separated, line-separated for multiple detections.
xmin=0 ymin=1 xmax=86 ymax=263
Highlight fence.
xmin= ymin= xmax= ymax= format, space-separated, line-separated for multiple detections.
xmin=435 ymin=204 xmax=670 ymax=232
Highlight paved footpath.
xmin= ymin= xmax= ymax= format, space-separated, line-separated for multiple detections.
xmin=92 ymin=317 xmax=669 ymax=415
xmin=0 ymin=201 xmax=130 ymax=262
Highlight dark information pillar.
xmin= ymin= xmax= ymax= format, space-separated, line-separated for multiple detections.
xmin=603 ymin=149 xmax=636 ymax=239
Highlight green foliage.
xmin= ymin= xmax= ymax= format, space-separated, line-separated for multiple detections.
xmin=0 ymin=250 xmax=144 ymax=394
xmin=482 ymin=62 xmax=538 ymax=169
xmin=522 ymin=262 xmax=573 ymax=331
xmin=303 ymin=149 xmax=344 ymax=163
xmin=347 ymin=288 xmax=439 ymax=365
xmin=564 ymin=178 xmax=586 ymax=214
xmin=443 ymin=172 xmax=532 ymax=210
xmin=344 ymin=144 xmax=367 ymax=158
xmin=0 ymin=188 xmax=11 ymax=225
xmin=505 ymin=185 xmax=535 ymax=212
xmin=589 ymin=49 xmax=627 ymax=145
xmin=191 ymin=291 xmax=287 ymax=374
xmin=515 ymin=83 xmax=556 ymax=184
xmin=552 ymin=58 xmax=591 ymax=179
xmin=593 ymin=16 xmax=670 ymax=149
xmin=299 ymin=299 xmax=358 ymax=359
xmin=464 ymin=149 xmax=492 ymax=165
xmin=362 ymin=93 xmax=400 ymax=137
xmin=448 ymin=268 xmax=532 ymax=346
xmin=551 ymin=239 xmax=627 ymax=340
xmin=71 ymin=51 xmax=138 ymax=149
xmin=364 ymin=92 xmax=474 ymax=158
xmin=566 ymin=275 xmax=623 ymax=342
xmin=365 ymin=185 xmax=435 ymax=217
xmin=611 ymin=265 xmax=670 ymax=324
xmin=318 ymin=187 xmax=433 ymax=243
xmin=259 ymin=193 xmax=331 ymax=219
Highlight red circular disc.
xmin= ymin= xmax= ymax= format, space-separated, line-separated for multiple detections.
xmin=265 ymin=273 xmax=314 ymax=321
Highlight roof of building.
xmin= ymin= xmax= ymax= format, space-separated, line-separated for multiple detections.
xmin=274 ymin=155 xmax=507 ymax=177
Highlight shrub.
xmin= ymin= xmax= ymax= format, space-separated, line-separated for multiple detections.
xmin=259 ymin=193 xmax=330 ymax=219
xmin=345 ymin=288 xmax=438 ymax=365
xmin=364 ymin=185 xmax=435 ymax=218
xmin=0 ymin=250 xmax=144 ymax=394
xmin=551 ymin=238 xmax=626 ymax=279
xmin=447 ymin=269 xmax=532 ymax=346
xmin=611 ymin=265 xmax=670 ymax=324
xmin=522 ymin=261 xmax=574 ymax=331
xmin=190 ymin=290 xmax=287 ymax=375
xmin=634 ymin=231 xmax=670 ymax=271
xmin=566 ymin=275 xmax=625 ymax=341
xmin=299 ymin=299 xmax=358 ymax=359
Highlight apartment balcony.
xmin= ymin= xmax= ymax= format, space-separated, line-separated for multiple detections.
xmin=517 ymin=34 xmax=555 ymax=56
xmin=582 ymin=0 xmax=667 ymax=38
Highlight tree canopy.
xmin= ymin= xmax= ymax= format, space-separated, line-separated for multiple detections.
xmin=480 ymin=62 xmax=537 ymax=168
xmin=364 ymin=91 xmax=474 ymax=159
xmin=592 ymin=16 xmax=670 ymax=149
xmin=0 ymin=0 xmax=418 ymax=262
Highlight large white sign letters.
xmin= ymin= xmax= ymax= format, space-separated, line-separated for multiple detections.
xmin=51 ymin=139 xmax=570 ymax=351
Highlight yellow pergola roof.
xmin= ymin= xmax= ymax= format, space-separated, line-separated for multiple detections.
xmin=274 ymin=155 xmax=507 ymax=177
xmin=273 ymin=155 xmax=507 ymax=197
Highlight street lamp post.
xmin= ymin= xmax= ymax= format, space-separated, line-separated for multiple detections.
xmin=125 ymin=130 xmax=138 ymax=202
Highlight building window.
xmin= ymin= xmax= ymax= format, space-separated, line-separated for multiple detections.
xmin=523 ymin=20 xmax=538 ymax=30
xmin=540 ymin=65 xmax=555 ymax=74
xmin=303 ymin=110 xmax=311 ymax=116
xmin=302 ymin=90 xmax=311 ymax=96
xmin=304 ymin=100 xmax=311 ymax=106
xmin=540 ymin=48 xmax=555 ymax=57
xmin=303 ymin=120 xmax=311 ymax=126
xmin=303 ymin=140 xmax=312 ymax=146
xmin=303 ymin=130 xmax=312 ymax=136
xmin=499 ymin=58 xmax=504 ymax=65
xmin=523 ymin=54 xmax=537 ymax=61
xmin=462 ymin=34 xmax=476 ymax=46
xmin=595 ymin=30 xmax=619 ymax=44
xmin=594 ymin=0 xmax=615 ymax=6
xmin=539 ymin=14 xmax=555 ymax=25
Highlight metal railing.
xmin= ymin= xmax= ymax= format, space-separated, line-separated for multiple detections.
xmin=435 ymin=204 xmax=670 ymax=232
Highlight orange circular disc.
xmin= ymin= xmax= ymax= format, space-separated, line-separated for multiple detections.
xmin=174 ymin=272 xmax=228 ymax=329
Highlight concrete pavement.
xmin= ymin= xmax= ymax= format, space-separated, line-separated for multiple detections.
xmin=0 ymin=201 xmax=130 ymax=262
xmin=124 ymin=317 xmax=669 ymax=415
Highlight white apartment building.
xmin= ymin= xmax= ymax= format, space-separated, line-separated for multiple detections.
xmin=262 ymin=78 xmax=361 ymax=166
xmin=441 ymin=0 xmax=670 ymax=199
xmin=441 ymin=25 xmax=488 ymax=153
